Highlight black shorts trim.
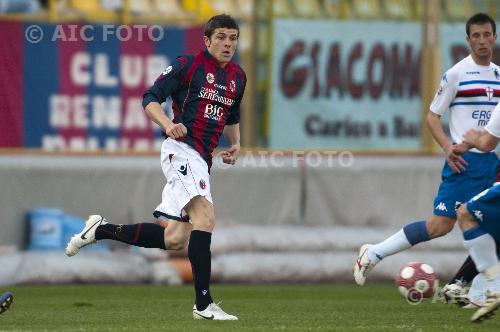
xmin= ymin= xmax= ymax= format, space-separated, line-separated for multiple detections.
xmin=153 ymin=210 xmax=190 ymax=223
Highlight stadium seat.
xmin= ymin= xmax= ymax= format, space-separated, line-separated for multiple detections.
xmin=323 ymin=0 xmax=348 ymax=19
xmin=210 ymin=0 xmax=237 ymax=15
xmin=442 ymin=0 xmax=475 ymax=22
xmin=290 ymin=0 xmax=324 ymax=18
xmin=68 ymin=0 xmax=118 ymax=21
xmin=382 ymin=0 xmax=414 ymax=20
xmin=273 ymin=0 xmax=293 ymax=17
xmin=349 ymin=0 xmax=383 ymax=20
xmin=152 ymin=0 xmax=192 ymax=21
xmin=238 ymin=22 xmax=252 ymax=52
xmin=182 ymin=0 xmax=217 ymax=22
xmin=236 ymin=0 xmax=254 ymax=20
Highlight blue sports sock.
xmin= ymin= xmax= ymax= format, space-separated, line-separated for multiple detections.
xmin=403 ymin=220 xmax=430 ymax=245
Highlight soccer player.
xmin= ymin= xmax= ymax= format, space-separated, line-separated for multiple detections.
xmin=439 ymin=166 xmax=500 ymax=308
xmin=65 ymin=14 xmax=246 ymax=321
xmin=0 ymin=291 xmax=13 ymax=315
xmin=450 ymin=102 xmax=500 ymax=322
xmin=353 ymin=13 xmax=500 ymax=286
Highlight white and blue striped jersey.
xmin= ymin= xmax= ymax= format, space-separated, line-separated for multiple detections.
xmin=430 ymin=55 xmax=500 ymax=151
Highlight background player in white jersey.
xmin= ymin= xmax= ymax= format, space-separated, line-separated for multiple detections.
xmin=354 ymin=13 xmax=500 ymax=286
xmin=450 ymin=101 xmax=500 ymax=322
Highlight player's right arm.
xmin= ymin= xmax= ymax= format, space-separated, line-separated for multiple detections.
xmin=142 ymin=56 xmax=192 ymax=139
xmin=144 ymin=102 xmax=187 ymax=139
xmin=427 ymin=70 xmax=467 ymax=173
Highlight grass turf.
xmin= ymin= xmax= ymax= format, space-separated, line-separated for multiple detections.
xmin=0 ymin=284 xmax=498 ymax=331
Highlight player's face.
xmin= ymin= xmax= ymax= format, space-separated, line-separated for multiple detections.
xmin=467 ymin=23 xmax=496 ymax=63
xmin=204 ymin=28 xmax=238 ymax=67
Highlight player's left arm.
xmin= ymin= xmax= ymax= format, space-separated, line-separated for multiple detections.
xmin=222 ymin=124 xmax=240 ymax=165
xmin=221 ymin=71 xmax=246 ymax=165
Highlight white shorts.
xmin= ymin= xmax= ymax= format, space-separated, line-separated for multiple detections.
xmin=153 ymin=138 xmax=212 ymax=222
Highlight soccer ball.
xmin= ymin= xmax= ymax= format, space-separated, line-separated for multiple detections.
xmin=396 ymin=262 xmax=437 ymax=302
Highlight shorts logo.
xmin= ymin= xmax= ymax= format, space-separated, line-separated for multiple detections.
xmin=230 ymin=80 xmax=236 ymax=92
xmin=435 ymin=202 xmax=447 ymax=212
xmin=206 ymin=73 xmax=215 ymax=84
xmin=473 ymin=210 xmax=483 ymax=222
xmin=177 ymin=164 xmax=188 ymax=176
xmin=199 ymin=179 xmax=206 ymax=190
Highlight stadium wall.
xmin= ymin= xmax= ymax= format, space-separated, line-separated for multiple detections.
xmin=0 ymin=154 xmax=442 ymax=249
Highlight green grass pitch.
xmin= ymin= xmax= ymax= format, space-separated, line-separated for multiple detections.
xmin=0 ymin=284 xmax=498 ymax=331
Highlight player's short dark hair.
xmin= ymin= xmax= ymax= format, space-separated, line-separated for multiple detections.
xmin=466 ymin=13 xmax=496 ymax=36
xmin=204 ymin=14 xmax=239 ymax=39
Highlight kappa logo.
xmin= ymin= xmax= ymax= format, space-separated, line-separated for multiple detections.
xmin=494 ymin=68 xmax=500 ymax=80
xmin=177 ymin=164 xmax=188 ymax=176
xmin=435 ymin=202 xmax=447 ymax=212
xmin=199 ymin=179 xmax=207 ymax=190
xmin=206 ymin=73 xmax=215 ymax=84
xmin=202 ymin=289 xmax=208 ymax=295
xmin=473 ymin=210 xmax=483 ymax=222
xmin=485 ymin=86 xmax=494 ymax=100
xmin=230 ymin=80 xmax=236 ymax=92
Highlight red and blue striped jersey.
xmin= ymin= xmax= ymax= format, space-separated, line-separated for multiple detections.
xmin=143 ymin=49 xmax=246 ymax=167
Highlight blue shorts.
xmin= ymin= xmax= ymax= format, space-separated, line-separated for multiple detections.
xmin=467 ymin=182 xmax=500 ymax=240
xmin=433 ymin=152 xmax=498 ymax=218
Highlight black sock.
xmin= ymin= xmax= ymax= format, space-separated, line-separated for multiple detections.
xmin=188 ymin=230 xmax=213 ymax=311
xmin=448 ymin=256 xmax=478 ymax=284
xmin=95 ymin=223 xmax=166 ymax=250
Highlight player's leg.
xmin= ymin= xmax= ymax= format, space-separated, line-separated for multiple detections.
xmin=455 ymin=186 xmax=500 ymax=322
xmin=441 ymin=240 xmax=500 ymax=306
xmin=353 ymin=215 xmax=454 ymax=286
xmin=186 ymin=196 xmax=237 ymax=320
xmin=354 ymin=153 xmax=498 ymax=286
xmin=65 ymin=215 xmax=170 ymax=256
xmin=0 ymin=291 xmax=13 ymax=315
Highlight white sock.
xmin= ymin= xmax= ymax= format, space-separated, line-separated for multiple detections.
xmin=368 ymin=230 xmax=411 ymax=264
xmin=463 ymin=234 xmax=498 ymax=272
xmin=468 ymin=274 xmax=487 ymax=306
xmin=483 ymin=263 xmax=500 ymax=293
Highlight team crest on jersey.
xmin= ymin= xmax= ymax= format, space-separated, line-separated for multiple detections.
xmin=230 ymin=80 xmax=236 ymax=92
xmin=199 ymin=179 xmax=207 ymax=190
xmin=485 ymin=86 xmax=494 ymax=100
xmin=206 ymin=73 xmax=215 ymax=84
xmin=162 ymin=66 xmax=172 ymax=75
